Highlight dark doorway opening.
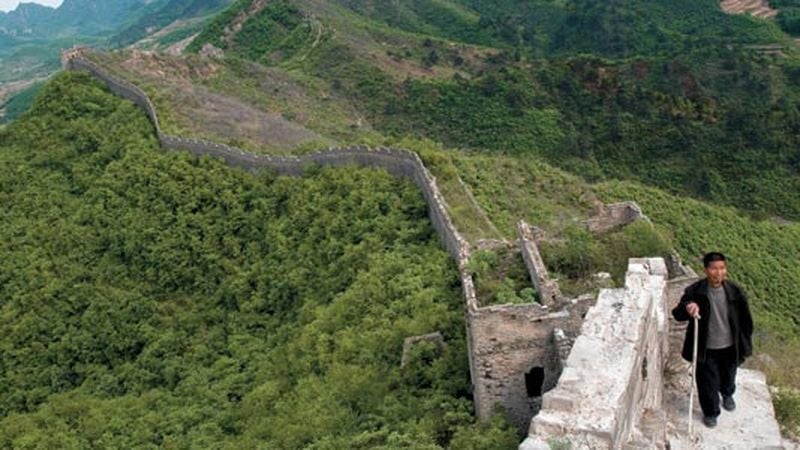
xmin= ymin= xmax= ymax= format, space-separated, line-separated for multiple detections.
xmin=525 ymin=366 xmax=545 ymax=397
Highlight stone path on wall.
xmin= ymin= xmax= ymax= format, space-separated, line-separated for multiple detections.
xmin=665 ymin=368 xmax=784 ymax=449
xmin=665 ymin=278 xmax=786 ymax=450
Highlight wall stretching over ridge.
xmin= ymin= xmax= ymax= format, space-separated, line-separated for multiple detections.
xmin=61 ymin=46 xmax=485 ymax=397
xmin=62 ymin=48 xmax=471 ymax=265
xmin=62 ymin=48 xmax=600 ymax=435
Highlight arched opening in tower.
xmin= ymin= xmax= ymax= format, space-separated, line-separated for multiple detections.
xmin=525 ymin=366 xmax=545 ymax=397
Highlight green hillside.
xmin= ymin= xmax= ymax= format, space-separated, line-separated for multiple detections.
xmin=161 ymin=0 xmax=800 ymax=435
xmin=98 ymin=0 xmax=800 ymax=338
xmin=4 ymin=0 xmax=800 ymax=443
xmin=178 ymin=0 xmax=800 ymax=222
xmin=109 ymin=0 xmax=233 ymax=48
xmin=0 ymin=72 xmax=521 ymax=448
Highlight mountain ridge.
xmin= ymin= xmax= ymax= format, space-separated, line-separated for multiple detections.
xmin=1 ymin=0 xmax=799 ymax=444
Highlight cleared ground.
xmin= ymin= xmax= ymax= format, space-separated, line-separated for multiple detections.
xmin=721 ymin=0 xmax=778 ymax=19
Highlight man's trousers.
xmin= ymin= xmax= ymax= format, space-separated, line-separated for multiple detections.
xmin=695 ymin=345 xmax=737 ymax=418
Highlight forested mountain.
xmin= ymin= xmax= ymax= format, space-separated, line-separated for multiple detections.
xmin=0 ymin=72 xmax=521 ymax=448
xmin=181 ymin=0 xmax=800 ymax=222
xmin=2 ymin=0 xmax=800 ymax=445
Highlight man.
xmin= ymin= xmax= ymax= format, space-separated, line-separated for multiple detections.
xmin=671 ymin=252 xmax=753 ymax=428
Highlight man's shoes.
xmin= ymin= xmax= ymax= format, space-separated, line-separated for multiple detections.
xmin=722 ymin=395 xmax=736 ymax=412
xmin=703 ymin=415 xmax=718 ymax=428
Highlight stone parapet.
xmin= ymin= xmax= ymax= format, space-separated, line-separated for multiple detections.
xmin=521 ymin=258 xmax=669 ymax=449
xmin=518 ymin=220 xmax=563 ymax=306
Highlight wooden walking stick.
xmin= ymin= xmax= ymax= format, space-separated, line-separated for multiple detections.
xmin=689 ymin=314 xmax=700 ymax=437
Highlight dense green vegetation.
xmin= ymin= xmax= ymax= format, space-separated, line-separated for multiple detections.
xmin=8 ymin=0 xmax=800 ymax=441
xmin=184 ymin=0 xmax=800 ymax=223
xmin=539 ymin=220 xmax=673 ymax=295
xmin=467 ymin=248 xmax=537 ymax=306
xmin=0 ymin=72 xmax=520 ymax=448
xmin=384 ymin=50 xmax=800 ymax=220
xmin=771 ymin=0 xmax=800 ymax=35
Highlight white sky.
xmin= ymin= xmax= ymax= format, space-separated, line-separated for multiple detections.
xmin=0 ymin=0 xmax=63 ymax=12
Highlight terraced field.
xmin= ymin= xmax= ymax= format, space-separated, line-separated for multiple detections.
xmin=721 ymin=0 xmax=778 ymax=18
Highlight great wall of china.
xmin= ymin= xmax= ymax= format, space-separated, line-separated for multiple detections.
xmin=62 ymin=47 xmax=788 ymax=449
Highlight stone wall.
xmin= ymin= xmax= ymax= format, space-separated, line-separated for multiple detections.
xmin=521 ymin=258 xmax=670 ymax=449
xmin=518 ymin=220 xmax=563 ymax=306
xmin=664 ymin=275 xmax=700 ymax=380
xmin=61 ymin=48 xmax=632 ymax=437
xmin=63 ymin=48 xmax=470 ymax=266
xmin=66 ymin=56 xmax=162 ymax=136
xmin=583 ymin=201 xmax=646 ymax=234
xmin=468 ymin=296 xmax=595 ymax=432
xmin=62 ymin=47 xmax=486 ymax=399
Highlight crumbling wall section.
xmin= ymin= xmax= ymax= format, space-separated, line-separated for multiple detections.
xmin=517 ymin=220 xmax=563 ymax=306
xmin=521 ymin=257 xmax=670 ymax=449
xmin=469 ymin=296 xmax=594 ymax=433
xmin=583 ymin=201 xmax=646 ymax=234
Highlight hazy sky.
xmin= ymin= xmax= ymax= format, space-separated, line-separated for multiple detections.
xmin=0 ymin=0 xmax=62 ymax=12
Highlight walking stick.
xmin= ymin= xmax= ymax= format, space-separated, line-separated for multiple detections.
xmin=689 ymin=314 xmax=700 ymax=437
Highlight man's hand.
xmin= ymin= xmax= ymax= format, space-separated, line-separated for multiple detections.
xmin=685 ymin=302 xmax=700 ymax=319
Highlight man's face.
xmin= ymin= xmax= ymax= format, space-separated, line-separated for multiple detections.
xmin=704 ymin=260 xmax=727 ymax=287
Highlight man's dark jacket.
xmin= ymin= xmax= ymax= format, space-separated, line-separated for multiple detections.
xmin=671 ymin=278 xmax=754 ymax=365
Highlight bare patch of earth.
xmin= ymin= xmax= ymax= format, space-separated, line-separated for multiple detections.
xmin=165 ymin=33 xmax=200 ymax=56
xmin=721 ymin=0 xmax=778 ymax=19
xmin=0 ymin=77 xmax=45 ymax=121
xmin=96 ymin=50 xmax=325 ymax=153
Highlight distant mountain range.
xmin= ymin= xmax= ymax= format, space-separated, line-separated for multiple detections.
xmin=0 ymin=0 xmax=230 ymax=87
xmin=0 ymin=0 xmax=140 ymax=38
xmin=0 ymin=0 xmax=229 ymax=40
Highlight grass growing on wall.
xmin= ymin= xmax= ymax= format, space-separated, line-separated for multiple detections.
xmin=468 ymin=248 xmax=537 ymax=307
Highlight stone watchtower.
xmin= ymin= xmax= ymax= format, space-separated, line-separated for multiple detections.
xmin=60 ymin=46 xmax=86 ymax=69
xmin=467 ymin=221 xmax=595 ymax=433
xmin=467 ymin=203 xmax=650 ymax=432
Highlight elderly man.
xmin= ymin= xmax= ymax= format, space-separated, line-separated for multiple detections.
xmin=671 ymin=252 xmax=754 ymax=428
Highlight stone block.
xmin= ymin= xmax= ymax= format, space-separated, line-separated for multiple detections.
xmin=542 ymin=393 xmax=575 ymax=411
xmin=519 ymin=436 xmax=552 ymax=450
